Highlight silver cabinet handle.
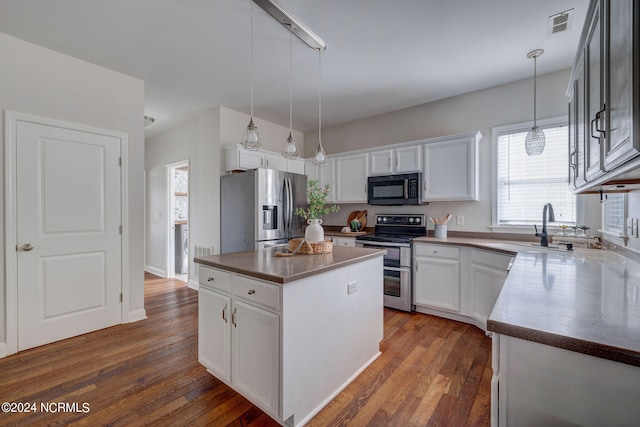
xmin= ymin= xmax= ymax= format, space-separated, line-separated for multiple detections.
xmin=21 ymin=243 xmax=34 ymax=252
xmin=248 ymin=289 xmax=256 ymax=295
xmin=232 ymin=307 xmax=237 ymax=328
xmin=207 ymin=277 xmax=214 ymax=282
xmin=222 ymin=303 xmax=227 ymax=323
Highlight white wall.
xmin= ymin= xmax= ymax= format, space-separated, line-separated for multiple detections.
xmin=304 ymin=69 xmax=601 ymax=233
xmin=0 ymin=32 xmax=145 ymax=347
xmin=144 ymin=106 xmax=303 ymax=286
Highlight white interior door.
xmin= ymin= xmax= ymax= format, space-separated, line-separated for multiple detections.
xmin=16 ymin=121 xmax=122 ymax=350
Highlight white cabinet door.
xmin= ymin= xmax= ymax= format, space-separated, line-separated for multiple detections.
xmin=231 ymin=299 xmax=280 ymax=417
xmin=239 ymin=149 xmax=265 ymax=170
xmin=335 ymin=153 xmax=368 ymax=202
xmin=198 ymin=287 xmax=231 ymax=382
xmin=395 ymin=145 xmax=422 ymax=173
xmin=414 ymin=244 xmax=460 ymax=312
xmin=287 ymin=158 xmax=305 ymax=174
xmin=469 ymin=250 xmax=511 ymax=329
xmin=264 ymin=152 xmax=287 ymax=172
xmin=423 ymin=134 xmax=479 ymax=201
xmin=305 ymin=158 xmax=335 ymax=203
xmin=369 ymin=146 xmax=421 ymax=175
xmin=369 ymin=149 xmax=393 ymax=175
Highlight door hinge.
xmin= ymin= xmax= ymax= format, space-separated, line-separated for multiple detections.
xmin=119 ymin=225 xmax=122 ymax=234
xmin=118 ymin=157 xmax=122 ymax=166
xmin=119 ymin=293 xmax=123 ymax=302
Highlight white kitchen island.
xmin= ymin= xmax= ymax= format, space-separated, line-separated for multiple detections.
xmin=194 ymin=246 xmax=385 ymax=427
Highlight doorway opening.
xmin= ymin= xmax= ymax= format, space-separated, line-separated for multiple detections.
xmin=167 ymin=161 xmax=189 ymax=282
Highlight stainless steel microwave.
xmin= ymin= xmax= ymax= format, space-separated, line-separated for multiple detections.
xmin=367 ymin=173 xmax=425 ymax=205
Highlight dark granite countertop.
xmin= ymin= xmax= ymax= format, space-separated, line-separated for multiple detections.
xmin=413 ymin=236 xmax=640 ymax=367
xmin=194 ymin=246 xmax=386 ymax=284
xmin=488 ymin=249 xmax=640 ymax=366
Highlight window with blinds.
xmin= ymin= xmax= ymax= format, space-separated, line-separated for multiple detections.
xmin=496 ymin=123 xmax=576 ymax=226
xmin=603 ymin=193 xmax=625 ymax=235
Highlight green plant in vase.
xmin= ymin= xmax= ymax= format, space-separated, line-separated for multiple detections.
xmin=295 ymin=180 xmax=339 ymax=242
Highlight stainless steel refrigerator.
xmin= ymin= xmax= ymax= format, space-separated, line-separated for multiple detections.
xmin=221 ymin=168 xmax=307 ymax=253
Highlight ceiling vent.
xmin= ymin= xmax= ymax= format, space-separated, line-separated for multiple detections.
xmin=548 ymin=9 xmax=574 ymax=35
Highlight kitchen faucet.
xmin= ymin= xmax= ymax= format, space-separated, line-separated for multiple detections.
xmin=535 ymin=203 xmax=555 ymax=247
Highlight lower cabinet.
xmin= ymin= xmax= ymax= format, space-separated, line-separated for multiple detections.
xmin=414 ymin=244 xmax=460 ymax=312
xmin=469 ymin=249 xmax=512 ymax=329
xmin=413 ymin=243 xmax=513 ymax=330
xmin=198 ymin=266 xmax=280 ymax=419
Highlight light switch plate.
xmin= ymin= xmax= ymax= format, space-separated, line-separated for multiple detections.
xmin=456 ymin=215 xmax=464 ymax=226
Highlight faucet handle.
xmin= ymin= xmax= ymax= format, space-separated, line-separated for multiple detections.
xmin=534 ymin=224 xmax=540 ymax=236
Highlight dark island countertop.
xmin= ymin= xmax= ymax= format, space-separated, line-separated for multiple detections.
xmin=194 ymin=246 xmax=386 ymax=284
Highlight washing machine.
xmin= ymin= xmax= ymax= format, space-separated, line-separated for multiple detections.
xmin=175 ymin=223 xmax=189 ymax=274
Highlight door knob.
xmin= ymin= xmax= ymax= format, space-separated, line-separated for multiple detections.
xmin=21 ymin=243 xmax=34 ymax=252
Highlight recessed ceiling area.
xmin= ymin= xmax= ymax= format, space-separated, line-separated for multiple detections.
xmin=0 ymin=0 xmax=588 ymax=137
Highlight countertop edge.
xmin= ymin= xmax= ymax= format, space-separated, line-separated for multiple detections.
xmin=195 ymin=249 xmax=386 ymax=284
xmin=487 ymin=320 xmax=640 ymax=367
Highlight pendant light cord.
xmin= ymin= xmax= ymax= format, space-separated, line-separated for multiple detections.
xmin=318 ymin=48 xmax=322 ymax=149
xmin=533 ymin=55 xmax=537 ymax=126
xmin=289 ymin=32 xmax=293 ymax=133
xmin=250 ymin=2 xmax=254 ymax=118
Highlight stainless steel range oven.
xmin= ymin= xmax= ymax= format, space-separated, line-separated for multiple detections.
xmin=356 ymin=214 xmax=426 ymax=312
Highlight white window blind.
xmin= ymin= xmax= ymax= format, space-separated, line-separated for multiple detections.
xmin=496 ymin=124 xmax=576 ymax=226
xmin=603 ymin=193 xmax=625 ymax=234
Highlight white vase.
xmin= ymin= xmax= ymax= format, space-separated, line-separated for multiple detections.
xmin=305 ymin=218 xmax=324 ymax=242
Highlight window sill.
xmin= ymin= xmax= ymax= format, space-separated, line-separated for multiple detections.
xmin=598 ymin=229 xmax=628 ymax=246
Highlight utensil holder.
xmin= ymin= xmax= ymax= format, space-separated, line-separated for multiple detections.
xmin=434 ymin=225 xmax=447 ymax=239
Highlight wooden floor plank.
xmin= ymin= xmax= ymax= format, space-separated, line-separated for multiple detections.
xmin=0 ymin=273 xmax=491 ymax=426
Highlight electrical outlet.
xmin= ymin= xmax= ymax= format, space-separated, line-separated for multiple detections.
xmin=347 ymin=280 xmax=358 ymax=294
xmin=456 ymin=215 xmax=464 ymax=226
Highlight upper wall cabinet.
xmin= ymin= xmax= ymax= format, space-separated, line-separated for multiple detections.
xmin=224 ymin=145 xmax=305 ymax=174
xmin=369 ymin=145 xmax=422 ymax=176
xmin=305 ymin=159 xmax=336 ymax=203
xmin=422 ymin=132 xmax=480 ymax=201
xmin=335 ymin=153 xmax=369 ymax=203
xmin=568 ymin=0 xmax=639 ymax=192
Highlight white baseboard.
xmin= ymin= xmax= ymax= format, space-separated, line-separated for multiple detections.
xmin=127 ymin=308 xmax=147 ymax=323
xmin=145 ymin=265 xmax=166 ymax=277
xmin=0 ymin=342 xmax=7 ymax=359
xmin=188 ymin=279 xmax=199 ymax=291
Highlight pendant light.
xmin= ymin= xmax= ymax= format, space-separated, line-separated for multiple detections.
xmin=312 ymin=48 xmax=328 ymax=166
xmin=240 ymin=1 xmax=262 ymax=151
xmin=525 ymin=49 xmax=545 ymax=156
xmin=282 ymin=32 xmax=300 ymax=159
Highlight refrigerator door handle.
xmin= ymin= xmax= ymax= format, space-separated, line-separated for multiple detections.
xmin=287 ymin=178 xmax=294 ymax=236
xmin=283 ymin=178 xmax=291 ymax=234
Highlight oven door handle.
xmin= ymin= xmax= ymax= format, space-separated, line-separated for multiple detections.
xmin=384 ymin=266 xmax=411 ymax=272
xmin=404 ymin=179 xmax=409 ymax=199
xmin=358 ymin=242 xmax=411 ymax=248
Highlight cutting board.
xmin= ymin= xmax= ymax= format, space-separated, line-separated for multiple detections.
xmin=347 ymin=210 xmax=367 ymax=230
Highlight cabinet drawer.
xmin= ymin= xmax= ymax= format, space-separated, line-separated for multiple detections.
xmin=233 ymin=275 xmax=281 ymax=312
xmin=199 ymin=266 xmax=232 ymax=294
xmin=472 ymin=249 xmax=512 ymax=270
xmin=333 ymin=237 xmax=356 ymax=247
xmin=414 ymin=244 xmax=459 ymax=259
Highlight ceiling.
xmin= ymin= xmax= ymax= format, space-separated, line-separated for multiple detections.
xmin=0 ymin=0 xmax=588 ymax=138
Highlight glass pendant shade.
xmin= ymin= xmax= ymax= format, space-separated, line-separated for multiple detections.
xmin=525 ymin=125 xmax=546 ymax=156
xmin=282 ymin=33 xmax=300 ymax=159
xmin=282 ymin=132 xmax=299 ymax=159
xmin=241 ymin=118 xmax=262 ymax=151
xmin=241 ymin=2 xmax=262 ymax=151
xmin=312 ymin=49 xmax=328 ymax=166
xmin=525 ymin=49 xmax=545 ymax=156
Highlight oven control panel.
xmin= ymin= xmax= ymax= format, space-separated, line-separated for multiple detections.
xmin=376 ymin=214 xmax=425 ymax=226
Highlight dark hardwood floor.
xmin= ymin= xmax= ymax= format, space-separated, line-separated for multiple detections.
xmin=0 ymin=273 xmax=491 ymax=426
